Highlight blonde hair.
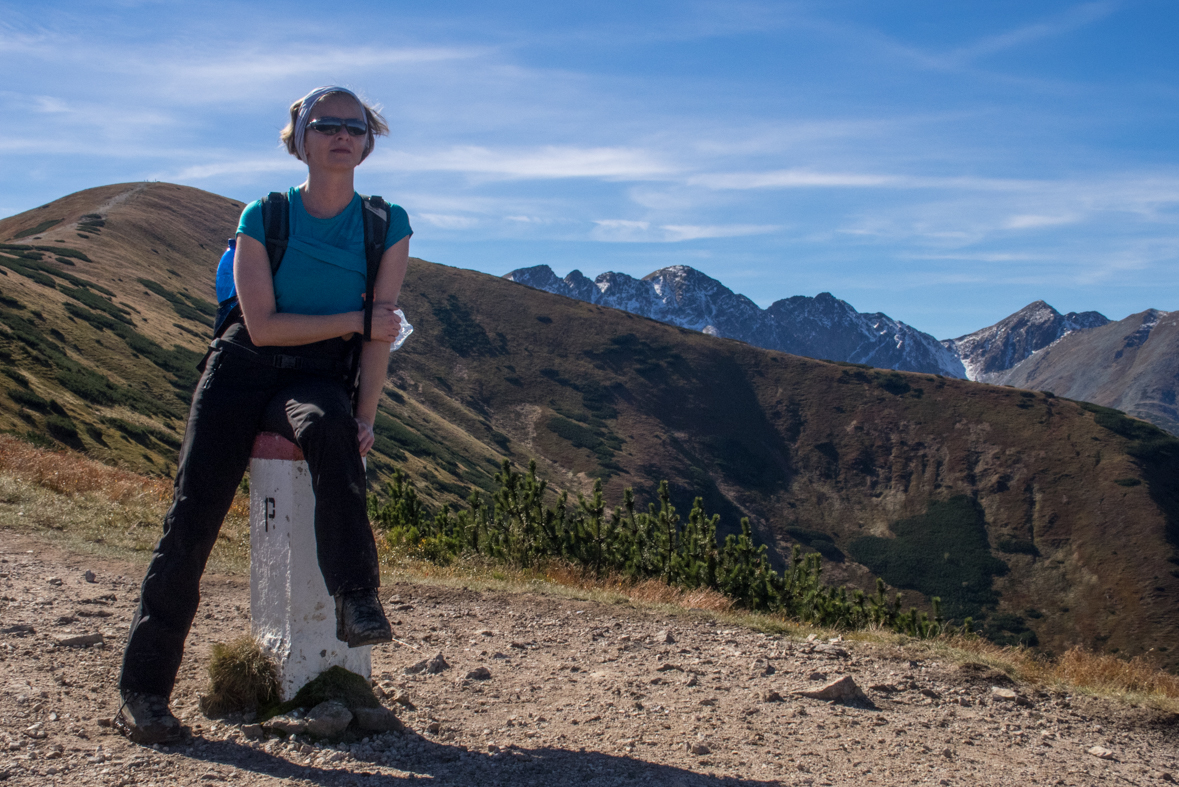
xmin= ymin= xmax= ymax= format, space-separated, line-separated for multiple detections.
xmin=279 ymin=89 xmax=389 ymax=162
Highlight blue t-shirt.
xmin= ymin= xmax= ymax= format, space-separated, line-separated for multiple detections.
xmin=236 ymin=188 xmax=412 ymax=316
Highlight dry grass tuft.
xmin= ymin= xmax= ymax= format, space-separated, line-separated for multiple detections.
xmin=0 ymin=433 xmax=171 ymax=504
xmin=540 ymin=564 xmax=736 ymax=613
xmin=0 ymin=434 xmax=250 ymax=567
xmin=904 ymin=636 xmax=1179 ymax=710
xmin=200 ymin=636 xmax=280 ymax=717
xmin=1051 ymin=647 xmax=1179 ymax=699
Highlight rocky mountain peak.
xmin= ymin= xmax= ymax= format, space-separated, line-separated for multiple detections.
xmin=505 ymin=264 xmax=966 ymax=377
xmin=945 ymin=301 xmax=1110 ymax=382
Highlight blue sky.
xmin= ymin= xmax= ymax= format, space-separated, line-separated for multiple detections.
xmin=2 ymin=0 xmax=1177 ymax=339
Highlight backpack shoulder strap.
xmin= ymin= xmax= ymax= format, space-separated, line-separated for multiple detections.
xmin=260 ymin=191 xmax=290 ymax=275
xmin=359 ymin=195 xmax=389 ymax=341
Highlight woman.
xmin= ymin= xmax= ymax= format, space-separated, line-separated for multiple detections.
xmin=116 ymin=86 xmax=411 ymax=745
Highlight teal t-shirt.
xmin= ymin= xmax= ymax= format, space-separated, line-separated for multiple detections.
xmin=236 ymin=188 xmax=412 ymax=316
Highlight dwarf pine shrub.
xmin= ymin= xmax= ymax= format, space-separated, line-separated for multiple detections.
xmin=369 ymin=461 xmax=971 ymax=639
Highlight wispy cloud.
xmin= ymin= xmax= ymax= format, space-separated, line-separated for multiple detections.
xmin=690 ymin=168 xmax=1050 ymax=192
xmin=371 ymin=145 xmax=676 ymax=181
xmin=1004 ymin=213 xmax=1080 ymax=230
xmin=591 ymin=219 xmax=778 ymax=243
xmin=946 ymin=2 xmax=1115 ymax=64
xmin=167 ymin=158 xmax=303 ymax=181
xmin=414 ymin=213 xmax=482 ymax=229
xmin=661 ymin=224 xmax=779 ymax=241
xmin=690 ymin=169 xmax=897 ymax=190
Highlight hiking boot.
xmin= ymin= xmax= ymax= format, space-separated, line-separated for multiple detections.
xmin=114 ymin=691 xmax=184 ymax=745
xmin=335 ymin=588 xmax=393 ymax=647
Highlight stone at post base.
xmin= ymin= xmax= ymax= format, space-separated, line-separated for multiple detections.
xmin=249 ymin=433 xmax=371 ymax=701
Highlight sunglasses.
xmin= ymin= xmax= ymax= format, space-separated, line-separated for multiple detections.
xmin=307 ymin=116 xmax=368 ymax=136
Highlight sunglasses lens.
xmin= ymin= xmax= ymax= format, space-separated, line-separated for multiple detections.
xmin=308 ymin=120 xmax=342 ymax=135
xmin=308 ymin=117 xmax=367 ymax=136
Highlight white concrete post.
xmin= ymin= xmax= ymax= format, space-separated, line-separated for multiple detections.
xmin=249 ymin=432 xmax=371 ymax=700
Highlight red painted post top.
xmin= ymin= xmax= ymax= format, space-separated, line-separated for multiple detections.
xmin=251 ymin=432 xmax=304 ymax=461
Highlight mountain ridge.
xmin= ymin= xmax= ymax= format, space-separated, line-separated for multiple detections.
xmin=945 ymin=300 xmax=1111 ymax=383
xmin=505 ymin=264 xmax=967 ymax=377
xmin=504 ymin=265 xmax=1179 ymax=437
xmin=996 ymin=309 xmax=1179 ymax=436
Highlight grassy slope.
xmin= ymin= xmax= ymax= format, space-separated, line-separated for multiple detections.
xmin=2 ymin=183 xmax=1178 ymax=667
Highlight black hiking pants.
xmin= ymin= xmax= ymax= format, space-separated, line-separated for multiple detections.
xmin=119 ymin=329 xmax=380 ymax=698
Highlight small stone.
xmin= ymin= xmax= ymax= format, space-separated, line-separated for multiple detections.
xmin=391 ymin=692 xmax=416 ymax=709
xmin=685 ymin=674 xmax=699 ymax=687
xmin=990 ymin=686 xmax=1030 ymax=706
xmin=354 ymin=707 xmax=403 ymax=733
xmin=83 ymin=570 xmax=97 ymax=583
xmin=475 ymin=629 xmax=493 ymax=637
xmin=794 ymin=675 xmax=869 ymax=705
xmin=53 ymin=632 xmax=103 ymax=647
xmin=264 ymin=715 xmax=308 ymax=736
xmin=763 ymin=690 xmax=783 ymax=703
xmin=699 ymin=698 xmax=717 ymax=707
xmin=941 ymin=747 xmax=952 ymax=759
xmin=813 ymin=643 xmax=849 ymax=658
xmin=1160 ymin=773 xmax=1174 ymax=783
xmin=241 ymin=724 xmax=264 ymax=740
xmin=1087 ymin=746 xmax=1115 ymax=760
xmin=426 ymin=721 xmax=442 ymax=734
xmin=689 ymin=743 xmax=710 ymax=756
xmin=404 ymin=652 xmax=451 ymax=675
xmin=656 ymin=663 xmax=683 ymax=672
xmin=305 ymin=701 xmax=352 ymax=738
xmin=47 ymin=577 xmax=62 ymax=586
xmin=654 ymin=629 xmax=675 ymax=644
xmin=1 ymin=624 xmax=34 ymax=636
xmin=466 ymin=667 xmax=492 ymax=681
xmin=920 ymin=688 xmax=941 ymax=699
xmin=807 ymin=671 xmax=827 ymax=681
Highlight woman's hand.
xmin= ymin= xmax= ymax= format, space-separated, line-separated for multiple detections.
xmin=356 ymin=418 xmax=375 ymax=457
xmin=366 ymin=302 xmax=403 ymax=343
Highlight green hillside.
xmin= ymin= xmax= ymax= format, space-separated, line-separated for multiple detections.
xmin=2 ymin=183 xmax=1178 ymax=667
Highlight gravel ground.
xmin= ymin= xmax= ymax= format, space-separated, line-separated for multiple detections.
xmin=1 ymin=529 xmax=1177 ymax=787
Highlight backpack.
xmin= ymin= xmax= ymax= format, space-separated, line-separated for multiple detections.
xmin=208 ymin=191 xmax=390 ymax=408
xmin=212 ymin=191 xmax=390 ymax=342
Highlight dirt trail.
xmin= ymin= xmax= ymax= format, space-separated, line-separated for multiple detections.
xmin=1 ymin=529 xmax=1176 ymax=787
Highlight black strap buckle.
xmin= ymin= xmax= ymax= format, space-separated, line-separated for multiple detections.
xmin=273 ymin=355 xmax=300 ymax=370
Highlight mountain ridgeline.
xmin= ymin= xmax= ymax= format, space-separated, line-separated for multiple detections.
xmin=2 ymin=184 xmax=1179 ymax=667
xmin=506 ymin=265 xmax=1176 ymax=439
xmin=506 ymin=265 xmax=968 ymax=378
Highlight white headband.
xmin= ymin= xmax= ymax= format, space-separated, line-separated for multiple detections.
xmin=293 ymin=86 xmax=370 ymax=162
